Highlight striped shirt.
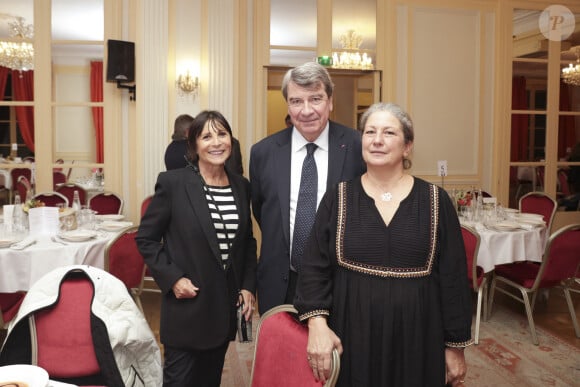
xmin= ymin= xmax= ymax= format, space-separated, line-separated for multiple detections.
xmin=204 ymin=185 xmax=238 ymax=266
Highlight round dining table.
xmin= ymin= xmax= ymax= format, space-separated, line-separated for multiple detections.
xmin=0 ymin=231 xmax=116 ymax=293
xmin=460 ymin=219 xmax=547 ymax=273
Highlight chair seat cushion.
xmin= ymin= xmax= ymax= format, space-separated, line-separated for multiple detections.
xmin=495 ymin=262 xmax=562 ymax=289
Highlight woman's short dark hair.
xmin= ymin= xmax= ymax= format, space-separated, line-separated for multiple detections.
xmin=281 ymin=62 xmax=334 ymax=100
xmin=186 ymin=110 xmax=233 ymax=163
xmin=359 ymin=102 xmax=415 ymax=169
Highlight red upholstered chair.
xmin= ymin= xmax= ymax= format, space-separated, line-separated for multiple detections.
xmin=88 ymin=191 xmax=123 ymax=215
xmin=461 ymin=225 xmax=487 ymax=345
xmin=250 ymin=304 xmax=340 ymax=387
xmin=34 ymin=191 xmax=69 ymax=207
xmin=104 ymin=226 xmax=145 ymax=312
xmin=56 ymin=183 xmax=87 ymax=206
xmin=140 ymin=195 xmax=161 ymax=294
xmin=29 ymin=271 xmax=108 ymax=386
xmin=140 ymin=195 xmax=153 ymax=218
xmin=16 ymin=175 xmax=32 ymax=202
xmin=53 ymin=170 xmax=67 ymax=190
xmin=488 ymin=223 xmax=580 ymax=345
xmin=519 ymin=191 xmax=557 ymax=235
xmin=10 ymin=167 xmax=31 ymax=202
xmin=0 ymin=292 xmax=25 ymax=329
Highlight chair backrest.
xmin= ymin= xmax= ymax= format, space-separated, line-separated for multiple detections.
xmin=533 ymin=223 xmax=580 ymax=290
xmin=104 ymin=226 xmax=145 ymax=290
xmin=519 ymin=191 xmax=557 ymax=233
xmin=10 ymin=167 xmax=31 ymax=190
xmin=140 ymin=195 xmax=153 ymax=218
xmin=0 ymin=292 xmax=25 ymax=329
xmin=34 ymin=191 xmax=69 ymax=207
xmin=557 ymin=169 xmax=570 ymax=197
xmin=53 ymin=170 xmax=67 ymax=189
xmin=56 ymin=184 xmax=87 ymax=206
xmin=251 ymin=304 xmax=340 ymax=387
xmin=33 ymin=272 xmax=101 ymax=379
xmin=88 ymin=191 xmax=123 ymax=215
xmin=16 ymin=175 xmax=31 ymax=201
xmin=460 ymin=225 xmax=484 ymax=290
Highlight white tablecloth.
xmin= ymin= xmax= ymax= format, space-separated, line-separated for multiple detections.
xmin=462 ymin=221 xmax=547 ymax=273
xmin=0 ymin=232 xmax=114 ymax=292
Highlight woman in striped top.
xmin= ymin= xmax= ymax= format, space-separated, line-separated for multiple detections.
xmin=137 ymin=110 xmax=257 ymax=387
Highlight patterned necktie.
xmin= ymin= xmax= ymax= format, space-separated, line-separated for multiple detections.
xmin=291 ymin=143 xmax=318 ymax=272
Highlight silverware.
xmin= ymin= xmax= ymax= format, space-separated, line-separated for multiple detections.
xmin=51 ymin=236 xmax=68 ymax=245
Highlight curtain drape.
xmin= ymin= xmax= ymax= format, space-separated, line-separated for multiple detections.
xmin=511 ymin=76 xmax=528 ymax=162
xmin=11 ymin=70 xmax=34 ymax=153
xmin=0 ymin=67 xmax=9 ymax=97
xmin=90 ymin=61 xmax=104 ymax=163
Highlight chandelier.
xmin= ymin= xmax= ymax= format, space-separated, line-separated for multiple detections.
xmin=331 ymin=30 xmax=373 ymax=70
xmin=562 ymin=47 xmax=580 ymax=87
xmin=0 ymin=17 xmax=34 ymax=72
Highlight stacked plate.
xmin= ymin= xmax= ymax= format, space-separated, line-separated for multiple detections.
xmin=59 ymin=229 xmax=98 ymax=242
xmin=99 ymin=220 xmax=133 ymax=232
xmin=0 ymin=364 xmax=49 ymax=387
xmin=516 ymin=213 xmax=545 ymax=227
xmin=96 ymin=214 xmax=125 ymax=221
xmin=487 ymin=221 xmax=522 ymax=231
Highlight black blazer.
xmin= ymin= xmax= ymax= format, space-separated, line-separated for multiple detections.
xmin=136 ymin=167 xmax=257 ymax=350
xmin=249 ymin=121 xmax=365 ymax=314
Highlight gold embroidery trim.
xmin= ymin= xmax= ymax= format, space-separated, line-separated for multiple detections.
xmin=446 ymin=339 xmax=474 ymax=348
xmin=299 ymin=310 xmax=330 ymax=322
xmin=336 ymin=181 xmax=439 ymax=278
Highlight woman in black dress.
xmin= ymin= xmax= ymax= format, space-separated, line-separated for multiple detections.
xmin=294 ymin=102 xmax=472 ymax=386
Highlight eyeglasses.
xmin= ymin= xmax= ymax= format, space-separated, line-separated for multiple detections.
xmin=287 ymin=95 xmax=327 ymax=109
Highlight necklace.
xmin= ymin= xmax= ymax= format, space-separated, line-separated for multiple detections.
xmin=366 ymin=174 xmax=404 ymax=202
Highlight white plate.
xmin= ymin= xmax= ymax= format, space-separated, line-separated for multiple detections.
xmin=504 ymin=208 xmax=519 ymax=213
xmin=59 ymin=229 xmax=98 ymax=242
xmin=96 ymin=214 xmax=125 ymax=221
xmin=517 ymin=213 xmax=544 ymax=220
xmin=0 ymin=364 xmax=49 ymax=387
xmin=488 ymin=221 xmax=522 ymax=231
xmin=99 ymin=221 xmax=133 ymax=231
xmin=517 ymin=218 xmax=545 ymax=227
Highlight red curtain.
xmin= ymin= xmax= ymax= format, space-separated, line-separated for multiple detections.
xmin=11 ymin=70 xmax=34 ymax=153
xmin=90 ymin=61 xmax=104 ymax=163
xmin=558 ymin=81 xmax=576 ymax=159
xmin=0 ymin=67 xmax=9 ymax=97
xmin=511 ymin=76 xmax=528 ymax=161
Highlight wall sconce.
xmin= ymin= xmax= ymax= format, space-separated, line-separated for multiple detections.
xmin=177 ymin=71 xmax=200 ymax=97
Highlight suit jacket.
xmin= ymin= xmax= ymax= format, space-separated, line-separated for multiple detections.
xmin=249 ymin=121 xmax=365 ymax=314
xmin=136 ymin=167 xmax=257 ymax=350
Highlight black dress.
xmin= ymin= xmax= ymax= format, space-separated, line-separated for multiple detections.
xmin=295 ymin=176 xmax=472 ymax=387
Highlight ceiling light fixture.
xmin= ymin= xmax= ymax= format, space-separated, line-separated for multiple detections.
xmin=562 ymin=47 xmax=580 ymax=87
xmin=0 ymin=17 xmax=34 ymax=73
xmin=331 ymin=30 xmax=373 ymax=70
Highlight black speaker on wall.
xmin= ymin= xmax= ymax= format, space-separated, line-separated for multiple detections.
xmin=106 ymin=39 xmax=135 ymax=82
xmin=106 ymin=39 xmax=136 ymax=100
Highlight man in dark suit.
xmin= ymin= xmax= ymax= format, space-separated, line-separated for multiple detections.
xmin=250 ymin=62 xmax=366 ymax=315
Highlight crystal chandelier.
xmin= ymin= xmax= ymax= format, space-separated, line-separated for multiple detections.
xmin=0 ymin=17 xmax=34 ymax=72
xmin=562 ymin=47 xmax=580 ymax=87
xmin=331 ymin=30 xmax=373 ymax=70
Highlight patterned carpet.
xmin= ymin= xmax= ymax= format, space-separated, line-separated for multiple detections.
xmin=220 ymin=304 xmax=579 ymax=387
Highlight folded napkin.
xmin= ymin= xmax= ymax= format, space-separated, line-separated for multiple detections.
xmin=518 ymin=223 xmax=534 ymax=230
xmin=10 ymin=236 xmax=37 ymax=250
